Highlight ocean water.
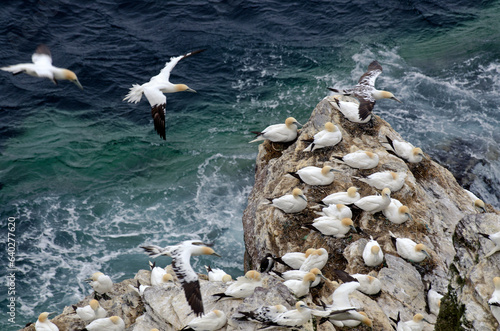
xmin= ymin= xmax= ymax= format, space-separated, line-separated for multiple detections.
xmin=1 ymin=0 xmax=499 ymax=329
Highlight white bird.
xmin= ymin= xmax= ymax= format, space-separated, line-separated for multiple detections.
xmin=382 ymin=198 xmax=412 ymax=224
xmin=390 ymin=231 xmax=431 ymax=263
xmin=289 ymin=165 xmax=340 ymax=186
xmin=205 ymin=265 xmax=232 ymax=282
xmin=141 ymin=240 xmax=220 ymax=316
xmin=383 ymin=136 xmax=425 ymax=163
xmin=250 ymin=117 xmax=301 ymax=143
xmin=150 ymin=261 xmax=174 ymax=286
xmin=261 ymin=301 xmax=312 ymax=329
xmin=180 ymin=309 xmax=227 ymax=331
xmin=1 ymin=44 xmax=83 ymax=89
xmin=328 ymin=60 xmax=401 ymax=122
xmin=35 ymin=312 xmax=58 ymax=331
xmin=82 ymin=316 xmax=125 ymax=331
xmin=86 ymin=272 xmax=113 ymax=299
xmin=355 ymin=171 xmax=406 ymax=192
xmin=479 ymin=231 xmax=500 ymax=258
xmin=315 ymin=203 xmax=352 ymax=219
xmin=73 ymin=299 xmax=107 ymax=322
xmin=330 ymin=96 xmax=371 ymax=123
xmin=213 ymin=270 xmax=262 ymax=300
xmin=302 ymin=122 xmax=342 ymax=152
xmin=333 ymin=150 xmax=379 ymax=169
xmin=489 ymin=276 xmax=500 ymax=324
xmin=322 ymin=186 xmax=361 ymax=206
xmin=268 ymin=188 xmax=307 ymax=213
xmin=284 ymin=272 xmax=318 ymax=297
xmin=465 ymin=189 xmax=486 ymax=213
xmin=394 ymin=313 xmax=428 ymax=331
xmin=123 ymin=49 xmax=206 ymax=140
xmin=299 ymin=248 xmax=328 ymax=271
xmin=427 ymin=286 xmax=443 ymax=316
xmin=274 ymin=249 xmax=315 ymax=270
xmin=304 ymin=217 xmax=355 ymax=238
xmin=235 ymin=304 xmax=288 ymax=324
xmin=354 ymin=187 xmax=392 ymax=213
xmin=281 ymin=268 xmax=324 ymax=287
xmin=363 ymin=237 xmax=384 ymax=267
xmin=352 ymin=273 xmax=382 ymax=296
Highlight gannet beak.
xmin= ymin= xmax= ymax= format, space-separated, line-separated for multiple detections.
xmin=350 ymin=225 xmax=357 ymax=233
xmin=213 ymin=252 xmax=221 ymax=257
xmin=407 ymin=213 xmax=413 ymax=221
xmin=294 ymin=121 xmax=303 ymax=127
xmin=74 ymin=79 xmax=83 ymax=90
xmin=423 ymin=250 xmax=431 ymax=259
xmin=391 ymin=96 xmax=402 ymax=103
xmin=186 ymin=88 xmax=197 ymax=93
xmin=330 ymin=168 xmax=342 ymax=173
xmin=300 ymin=195 xmax=307 ymax=202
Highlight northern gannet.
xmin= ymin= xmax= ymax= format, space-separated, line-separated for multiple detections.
xmin=250 ymin=117 xmax=301 ymax=143
xmin=35 ymin=312 xmax=59 ymax=331
xmin=302 ymin=122 xmax=342 ymax=152
xmin=180 ymin=309 xmax=227 ymax=331
xmin=268 ymin=188 xmax=307 ymax=213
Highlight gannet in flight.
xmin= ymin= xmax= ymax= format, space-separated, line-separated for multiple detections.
xmin=1 ymin=44 xmax=82 ymax=89
xmin=328 ymin=60 xmax=401 ymax=121
xmin=123 ymin=49 xmax=206 ymax=140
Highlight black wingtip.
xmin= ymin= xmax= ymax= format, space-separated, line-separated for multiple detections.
xmin=288 ymin=172 xmax=302 ymax=182
xmin=332 ymin=269 xmax=358 ymax=283
xmin=479 ymin=233 xmax=491 ymax=240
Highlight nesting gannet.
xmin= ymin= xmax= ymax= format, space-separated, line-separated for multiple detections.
xmin=260 ymin=301 xmax=312 ymax=329
xmin=333 ymin=150 xmax=380 ymax=169
xmin=141 ymin=240 xmax=220 ymax=316
xmin=465 ymin=189 xmax=486 ymax=213
xmin=123 ymin=49 xmax=206 ymax=140
xmin=82 ymin=316 xmax=125 ymax=331
xmin=288 ymin=165 xmax=340 ymax=186
xmin=331 ymin=96 xmax=371 ymax=123
xmin=268 ymin=188 xmax=307 ymax=213
xmin=390 ymin=231 xmax=431 ymax=263
xmin=489 ymin=277 xmax=500 ymax=324
xmin=322 ymin=186 xmax=361 ymax=206
xmin=382 ymin=136 xmax=425 ymax=163
xmin=354 ymin=187 xmax=391 ymax=213
xmin=363 ymin=237 xmax=384 ymax=267
xmin=284 ymin=272 xmax=318 ymax=297
xmin=86 ymin=272 xmax=113 ymax=300
xmin=250 ymin=117 xmax=301 ymax=143
xmin=1 ymin=44 xmax=83 ymax=89
xmin=333 ymin=269 xmax=381 ymax=296
xmin=302 ymin=122 xmax=342 ymax=152
xmin=205 ymin=265 xmax=232 ymax=282
xmin=394 ymin=313 xmax=428 ymax=331
xmin=74 ymin=299 xmax=107 ymax=322
xmin=382 ymin=198 xmax=412 ymax=224
xmin=427 ymin=286 xmax=443 ymax=316
xmin=281 ymin=268 xmax=324 ymax=287
xmin=304 ymin=217 xmax=355 ymax=238
xmin=259 ymin=253 xmax=276 ymax=273
xmin=213 ymin=270 xmax=262 ymax=301
xmin=355 ymin=171 xmax=406 ymax=192
xmin=235 ymin=304 xmax=288 ymax=324
xmin=479 ymin=231 xmax=500 ymax=258
xmin=35 ymin=312 xmax=59 ymax=331
xmin=328 ymin=60 xmax=401 ymax=121
xmin=299 ymin=248 xmax=328 ymax=271
xmin=149 ymin=261 xmax=174 ymax=286
xmin=315 ymin=203 xmax=353 ymax=219
xmin=180 ymin=309 xmax=227 ymax=331
xmin=274 ymin=249 xmax=315 ymax=269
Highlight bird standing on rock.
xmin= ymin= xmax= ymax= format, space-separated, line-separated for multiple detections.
xmin=249 ymin=117 xmax=301 ymax=143
xmin=302 ymin=122 xmax=342 ymax=152
xmin=268 ymin=188 xmax=307 ymax=213
xmin=35 ymin=312 xmax=59 ymax=331
xmin=289 ymin=165 xmax=341 ymax=186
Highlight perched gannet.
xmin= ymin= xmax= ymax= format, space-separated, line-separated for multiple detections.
xmin=302 ymin=122 xmax=342 ymax=152
xmin=299 ymin=248 xmax=328 ymax=271
xmin=479 ymin=231 xmax=500 ymax=258
xmin=128 ymin=280 xmax=151 ymax=296
xmin=35 ymin=312 xmax=58 ymax=331
xmin=322 ymin=186 xmax=361 ymax=206
xmin=259 ymin=253 xmax=275 ymax=273
xmin=212 ymin=270 xmax=262 ymax=301
xmin=304 ymin=217 xmax=355 ymax=238
xmin=250 ymin=117 xmax=301 ymax=143
xmin=235 ymin=304 xmax=288 ymax=324
xmin=465 ymin=189 xmax=486 ymax=213
xmin=394 ymin=313 xmax=428 ymax=331
xmin=81 ymin=315 xmax=125 ymax=331
xmin=354 ymin=187 xmax=392 ymax=213
xmin=281 ymin=268 xmax=324 ymax=287
xmin=274 ymin=249 xmax=315 ymax=269
xmin=288 ymin=165 xmax=340 ymax=186
xmin=284 ymin=272 xmax=318 ymax=297
xmin=141 ymin=240 xmax=220 ymax=316
xmin=331 ymin=96 xmax=371 ymax=123
xmin=205 ymin=265 xmax=232 ymax=282
xmin=390 ymin=231 xmax=431 ymax=263
xmin=86 ymin=272 xmax=113 ymax=300
xmin=333 ymin=269 xmax=381 ymax=296
xmin=181 ymin=309 xmax=227 ymax=331
xmin=328 ymin=60 xmax=401 ymax=121
xmin=489 ymin=277 xmax=500 ymax=324
xmin=333 ymin=150 xmax=380 ymax=170
xmin=382 ymin=198 xmax=412 ymax=224
xmin=355 ymin=171 xmax=406 ymax=192
xmin=1 ymin=44 xmax=82 ymax=89
xmin=149 ymin=261 xmax=174 ymax=286
xmin=363 ymin=237 xmax=384 ymax=267
xmin=427 ymin=285 xmax=443 ymax=316
xmin=123 ymin=49 xmax=206 ymax=140
xmin=315 ymin=203 xmax=352 ymax=219
xmin=382 ymin=136 xmax=425 ymax=163
xmin=260 ymin=301 xmax=312 ymax=329
xmin=268 ymin=188 xmax=307 ymax=213
xmin=73 ymin=299 xmax=107 ymax=322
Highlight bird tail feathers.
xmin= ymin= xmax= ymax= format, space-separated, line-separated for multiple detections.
xmin=123 ymin=84 xmax=144 ymax=103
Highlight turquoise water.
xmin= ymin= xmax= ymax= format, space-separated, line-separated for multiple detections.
xmin=1 ymin=1 xmax=500 ymax=329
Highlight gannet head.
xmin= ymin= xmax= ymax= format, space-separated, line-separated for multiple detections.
xmin=162 ymin=274 xmax=173 ymax=283
xmin=413 ymin=147 xmax=424 ymax=159
xmin=304 ymin=272 xmax=316 ymax=283
xmin=213 ymin=309 xmax=224 ymax=317
xmin=379 ymin=91 xmax=401 ymax=103
xmin=324 ymin=122 xmax=336 ymax=132
xmin=38 ymin=312 xmax=50 ymax=322
xmin=413 ymin=313 xmax=427 ymax=323
xmin=89 ymin=299 xmax=99 ymax=310
xmin=315 ymin=248 xmax=327 ymax=256
xmin=382 ymin=187 xmax=391 ymax=198
xmin=493 ymin=276 xmax=500 ymax=289
xmin=341 ymin=218 xmax=355 ymax=233
xmin=359 ymin=312 xmax=373 ymax=327
xmin=274 ymin=304 xmax=287 ymax=313
xmin=110 ymin=316 xmax=121 ymax=325
xmin=371 ymin=245 xmax=380 ymax=255
xmin=285 ymin=117 xmax=302 ymax=127
xmin=310 ymin=268 xmax=321 ymax=275
xmin=321 ymin=165 xmax=341 ymax=175
xmin=175 ymin=83 xmax=196 ymax=93
xmin=221 ymin=274 xmax=232 ymax=282
xmin=296 ymin=301 xmax=309 ymax=310
xmin=245 ymin=270 xmax=261 ymax=281
xmin=305 ymin=248 xmax=315 ymax=257
xmin=60 ymin=69 xmax=83 ymax=89
xmin=292 ymin=188 xmax=307 ymax=201
xmin=347 ymin=186 xmax=358 ymax=197
xmin=365 ymin=151 xmax=376 ymax=159
xmin=91 ymin=272 xmax=104 ymax=281
xmin=201 ymin=246 xmax=221 ymax=257
xmin=399 ymin=206 xmax=412 ymax=220
xmin=474 ymin=199 xmax=486 ymax=213
xmin=415 ymin=244 xmax=430 ymax=258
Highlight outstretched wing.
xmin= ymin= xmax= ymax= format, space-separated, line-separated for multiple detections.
xmin=358 ymin=61 xmax=382 ymax=87
xmin=144 ymin=87 xmax=167 ymax=140
xmin=158 ymin=49 xmax=206 ymax=81
xmin=32 ymin=44 xmax=53 ymax=66
xmin=357 ymin=99 xmax=376 ymax=121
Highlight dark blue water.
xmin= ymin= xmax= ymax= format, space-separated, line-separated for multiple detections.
xmin=1 ymin=1 xmax=499 ymax=329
